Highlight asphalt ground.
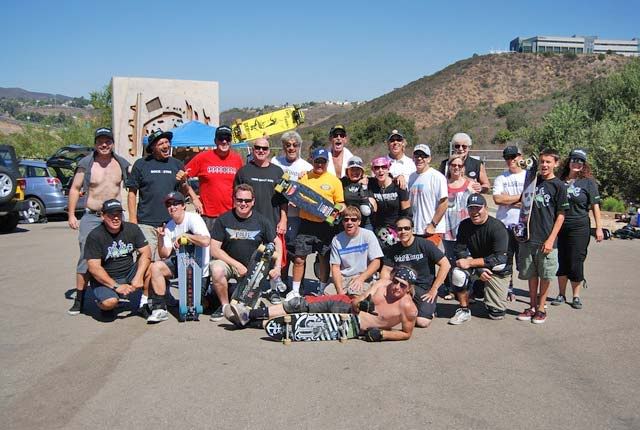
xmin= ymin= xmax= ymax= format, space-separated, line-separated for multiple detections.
xmin=1 ymin=220 xmax=639 ymax=430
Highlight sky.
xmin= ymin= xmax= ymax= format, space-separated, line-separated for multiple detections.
xmin=1 ymin=0 xmax=638 ymax=110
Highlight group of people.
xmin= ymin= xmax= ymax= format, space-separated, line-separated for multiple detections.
xmin=65 ymin=124 xmax=604 ymax=341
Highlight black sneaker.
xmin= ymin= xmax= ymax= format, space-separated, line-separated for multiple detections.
xmin=571 ymin=297 xmax=583 ymax=309
xmin=67 ymin=300 xmax=82 ymax=316
xmin=209 ymin=305 xmax=226 ymax=322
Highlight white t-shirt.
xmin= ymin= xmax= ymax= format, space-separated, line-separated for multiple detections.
xmin=327 ymin=147 xmax=354 ymax=178
xmin=492 ymin=169 xmax=526 ymax=227
xmin=409 ymin=168 xmax=448 ymax=234
xmin=163 ymin=212 xmax=211 ymax=276
xmin=388 ymin=154 xmax=416 ymax=180
xmin=271 ymin=155 xmax=313 ymax=218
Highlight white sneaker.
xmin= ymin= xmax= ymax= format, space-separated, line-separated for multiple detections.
xmin=285 ymin=290 xmax=301 ymax=301
xmin=227 ymin=303 xmax=251 ymax=327
xmin=448 ymin=308 xmax=471 ymax=325
xmin=147 ymin=308 xmax=169 ymax=324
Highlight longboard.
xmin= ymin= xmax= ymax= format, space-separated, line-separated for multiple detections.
xmin=511 ymin=156 xmax=538 ymax=242
xmin=231 ymin=106 xmax=305 ymax=143
xmin=264 ymin=313 xmax=360 ymax=344
xmin=230 ymin=243 xmax=276 ymax=309
xmin=177 ymin=236 xmax=204 ymax=321
xmin=275 ymin=172 xmax=343 ymax=225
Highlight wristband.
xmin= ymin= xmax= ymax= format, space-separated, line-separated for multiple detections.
xmin=431 ymin=220 xmax=437 ymax=228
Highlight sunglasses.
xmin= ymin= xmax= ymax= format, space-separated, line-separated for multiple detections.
xmin=104 ymin=211 xmax=123 ymax=218
xmin=504 ymin=155 xmax=517 ymax=161
xmin=285 ymin=143 xmax=299 ymax=148
xmin=235 ymin=197 xmax=253 ymax=203
xmin=449 ymin=163 xmax=464 ymax=168
xmin=372 ymin=165 xmax=388 ymax=170
xmin=165 ymin=201 xmax=183 ymax=207
xmin=314 ymin=159 xmax=328 ymax=164
xmin=391 ymin=278 xmax=409 ymax=288
xmin=454 ymin=144 xmax=469 ymax=149
xmin=343 ymin=217 xmax=359 ymax=223
xmin=217 ymin=136 xmax=231 ymax=142
xmin=253 ymin=145 xmax=269 ymax=152
xmin=570 ymin=158 xmax=585 ymax=164
xmin=331 ymin=133 xmax=346 ymax=138
xmin=413 ymin=153 xmax=428 ymax=159
xmin=396 ymin=226 xmax=412 ymax=231
xmin=389 ymin=137 xmax=403 ymax=143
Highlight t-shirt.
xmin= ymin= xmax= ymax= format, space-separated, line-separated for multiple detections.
xmin=387 ymin=154 xmax=416 ymax=179
xmin=529 ymin=176 xmax=569 ymax=246
xmin=369 ymin=179 xmax=410 ymax=229
xmin=563 ymin=177 xmax=601 ymax=226
xmin=455 ymin=216 xmax=511 ymax=273
xmin=439 ymin=156 xmax=483 ymax=182
xmin=127 ymin=156 xmax=185 ymax=227
xmin=84 ymin=222 xmax=148 ymax=280
xmin=493 ymin=169 xmax=527 ymax=227
xmin=298 ymin=171 xmax=345 ymax=222
xmin=408 ymin=168 xmax=448 ymax=234
xmin=211 ymin=209 xmax=276 ymax=267
xmin=163 ymin=212 xmax=211 ymax=276
xmin=271 ymin=156 xmax=312 ymax=218
xmin=341 ymin=177 xmax=373 ymax=226
xmin=445 ymin=179 xmax=471 ymax=241
xmin=184 ymin=149 xmax=243 ymax=217
xmin=330 ymin=228 xmax=383 ymax=277
xmin=233 ymin=162 xmax=286 ymax=228
xmin=383 ymin=236 xmax=445 ymax=288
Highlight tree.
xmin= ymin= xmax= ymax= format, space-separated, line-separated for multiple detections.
xmin=348 ymin=112 xmax=417 ymax=147
xmin=90 ymin=83 xmax=112 ymax=127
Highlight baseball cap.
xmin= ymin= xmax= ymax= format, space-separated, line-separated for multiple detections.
xmin=101 ymin=199 xmax=124 ymax=214
xmin=394 ymin=266 xmax=417 ymax=284
xmin=371 ymin=156 xmax=391 ymax=168
xmin=413 ymin=144 xmax=431 ymax=157
xmin=164 ymin=191 xmax=185 ymax=204
xmin=215 ymin=125 xmax=233 ymax=139
xmin=387 ymin=129 xmax=405 ymax=141
xmin=146 ymin=129 xmax=173 ymax=153
xmin=346 ymin=156 xmax=364 ymax=170
xmin=570 ymin=149 xmax=587 ymax=162
xmin=502 ymin=146 xmax=521 ymax=158
xmin=94 ymin=127 xmax=113 ymax=142
xmin=467 ymin=193 xmax=487 ymax=208
xmin=329 ymin=125 xmax=347 ymax=136
xmin=312 ymin=147 xmax=330 ymax=161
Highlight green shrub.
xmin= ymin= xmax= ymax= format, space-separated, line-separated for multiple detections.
xmin=597 ymin=53 xmax=606 ymax=61
xmin=601 ymin=196 xmax=626 ymax=212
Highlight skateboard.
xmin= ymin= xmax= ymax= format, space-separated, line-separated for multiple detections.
xmin=230 ymin=242 xmax=276 ymax=309
xmin=510 ymin=156 xmax=538 ymax=242
xmin=264 ymin=313 xmax=360 ymax=344
xmin=231 ymin=106 xmax=305 ymax=143
xmin=275 ymin=172 xmax=343 ymax=225
xmin=177 ymin=236 xmax=204 ymax=321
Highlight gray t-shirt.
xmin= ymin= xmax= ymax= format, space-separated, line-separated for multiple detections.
xmin=330 ymin=228 xmax=383 ymax=277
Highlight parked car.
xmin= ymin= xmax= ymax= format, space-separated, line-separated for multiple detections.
xmin=48 ymin=145 xmax=93 ymax=164
xmin=18 ymin=159 xmax=86 ymax=222
xmin=0 ymin=144 xmax=28 ymax=232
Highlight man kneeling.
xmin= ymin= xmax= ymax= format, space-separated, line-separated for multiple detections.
xmin=225 ymin=266 xmax=418 ymax=341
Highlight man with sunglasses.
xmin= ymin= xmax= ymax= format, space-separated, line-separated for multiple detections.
xmin=209 ymin=184 xmax=282 ymax=321
xmin=184 ymin=125 xmax=244 ymax=235
xmin=448 ymin=194 xmax=511 ymax=325
xmin=226 ymin=266 xmax=418 ymax=342
xmin=439 ymin=132 xmax=490 ymax=193
xmin=381 ymin=216 xmax=450 ymax=328
xmin=146 ymin=192 xmax=211 ymax=323
xmin=385 ymin=129 xmax=416 ymax=190
xmin=492 ymin=145 xmax=526 ymax=299
xmin=83 ymin=199 xmax=151 ymax=316
xmin=326 ymin=125 xmax=354 ymax=178
xmin=329 ymin=206 xmax=383 ymax=296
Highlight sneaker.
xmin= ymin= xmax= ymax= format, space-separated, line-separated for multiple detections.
xmin=209 ymin=304 xmax=227 ymax=322
xmin=285 ymin=290 xmax=301 ymax=301
xmin=146 ymin=308 xmax=169 ymax=324
xmin=67 ymin=300 xmax=82 ymax=316
xmin=507 ymin=288 xmax=515 ymax=302
xmin=448 ymin=308 xmax=471 ymax=325
xmin=571 ymin=297 xmax=583 ymax=309
xmin=227 ymin=303 xmax=251 ymax=327
xmin=532 ymin=310 xmax=547 ymax=324
xmin=551 ymin=295 xmax=566 ymax=306
xmin=269 ymin=291 xmax=282 ymax=304
xmin=487 ymin=306 xmax=506 ymax=320
xmin=516 ymin=308 xmax=536 ymax=321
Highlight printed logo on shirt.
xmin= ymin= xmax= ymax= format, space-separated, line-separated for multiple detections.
xmin=374 ymin=192 xmax=399 ymax=202
xmin=106 ymin=240 xmax=134 ymax=260
xmin=320 ymin=184 xmax=331 ymax=190
xmin=338 ymin=244 xmax=369 ymax=256
xmin=534 ymin=186 xmax=552 ymax=207
xmin=394 ymin=252 xmax=424 ymax=263
xmin=567 ymin=184 xmax=582 ymax=198
xmin=207 ymin=166 xmax=237 ymax=174
xmin=225 ymin=228 xmax=261 ymax=240
xmin=150 ymin=170 xmax=174 ymax=174
xmin=469 ymin=171 xmax=477 ymax=178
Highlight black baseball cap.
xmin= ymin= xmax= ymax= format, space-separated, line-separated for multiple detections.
xmin=329 ymin=125 xmax=347 ymax=136
xmin=467 ymin=193 xmax=487 ymax=208
xmin=146 ymin=129 xmax=173 ymax=153
xmin=164 ymin=191 xmax=185 ymax=204
xmin=570 ymin=149 xmax=587 ymax=162
xmin=94 ymin=127 xmax=113 ymax=142
xmin=502 ymin=146 xmax=521 ymax=158
xmin=215 ymin=125 xmax=233 ymax=139
xmin=101 ymin=199 xmax=124 ymax=214
xmin=387 ymin=129 xmax=405 ymax=141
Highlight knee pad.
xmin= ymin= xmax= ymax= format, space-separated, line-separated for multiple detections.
xmin=283 ymin=297 xmax=309 ymax=313
xmin=450 ymin=267 xmax=471 ymax=292
xmin=359 ymin=204 xmax=372 ymax=217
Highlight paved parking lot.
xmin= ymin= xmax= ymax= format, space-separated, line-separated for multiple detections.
xmin=1 ymin=220 xmax=639 ymax=429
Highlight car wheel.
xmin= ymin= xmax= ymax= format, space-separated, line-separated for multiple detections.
xmin=25 ymin=196 xmax=45 ymax=223
xmin=0 ymin=212 xmax=20 ymax=233
xmin=0 ymin=166 xmax=17 ymax=205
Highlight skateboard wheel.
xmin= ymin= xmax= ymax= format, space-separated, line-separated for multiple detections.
xmin=326 ymin=216 xmax=334 ymax=224
xmin=282 ymin=172 xmax=291 ymax=181
xmin=339 ymin=337 xmax=347 ymax=343
xmin=234 ymin=118 xmax=242 ymax=125
xmin=283 ymin=338 xmax=292 ymax=346
xmin=257 ymin=244 xmax=266 ymax=253
xmin=274 ymin=183 xmax=283 ymax=193
xmin=179 ymin=236 xmax=189 ymax=245
xmin=283 ymin=315 xmax=291 ymax=323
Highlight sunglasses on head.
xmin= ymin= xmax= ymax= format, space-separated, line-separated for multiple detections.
xmin=391 ymin=278 xmax=409 ymax=288
xmin=253 ymin=145 xmax=269 ymax=152
xmin=454 ymin=144 xmax=469 ymax=149
xmin=235 ymin=197 xmax=253 ymax=203
xmin=396 ymin=226 xmax=412 ymax=231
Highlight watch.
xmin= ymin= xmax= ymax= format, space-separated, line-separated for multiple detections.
xmin=431 ymin=220 xmax=438 ymax=227
xmin=112 ymin=282 xmax=120 ymax=291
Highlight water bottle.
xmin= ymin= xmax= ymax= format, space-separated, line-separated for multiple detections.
xmin=270 ymin=276 xmax=287 ymax=293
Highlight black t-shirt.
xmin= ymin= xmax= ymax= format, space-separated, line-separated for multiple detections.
xmin=211 ymin=209 xmax=276 ymax=267
xmin=340 ymin=177 xmax=373 ymax=225
xmin=127 ymin=156 xmax=185 ymax=227
xmin=84 ymin=222 xmax=148 ymax=280
xmin=529 ymin=176 xmax=569 ymax=246
xmin=564 ymin=177 xmax=600 ymax=226
xmin=383 ymin=236 xmax=445 ymax=288
xmin=233 ymin=162 xmax=286 ymax=228
xmin=455 ymin=216 xmax=511 ymax=272
xmin=369 ymin=179 xmax=410 ymax=228
xmin=439 ymin=156 xmax=483 ymax=182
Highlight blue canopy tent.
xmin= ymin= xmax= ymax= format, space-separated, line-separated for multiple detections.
xmin=142 ymin=121 xmax=248 ymax=151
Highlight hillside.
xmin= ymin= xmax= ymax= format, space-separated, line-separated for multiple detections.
xmin=0 ymin=87 xmax=73 ymax=102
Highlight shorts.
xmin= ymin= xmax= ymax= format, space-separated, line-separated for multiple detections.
xmin=517 ymin=242 xmax=558 ymax=281
xmin=209 ymin=259 xmax=241 ymax=281
xmin=283 ymin=296 xmax=353 ymax=314
xmin=413 ymin=284 xmax=437 ymax=319
xmin=202 ymin=215 xmax=218 ymax=237
xmin=91 ymin=264 xmax=137 ymax=303
xmin=76 ymin=212 xmax=103 ymax=274
xmin=161 ymin=255 xmax=178 ymax=278
xmin=327 ymin=275 xmax=371 ymax=296
xmin=294 ymin=220 xmax=335 ymax=257
xmin=483 ymin=273 xmax=510 ymax=312
xmin=138 ymin=224 xmax=159 ymax=261
xmin=284 ymin=216 xmax=302 ymax=254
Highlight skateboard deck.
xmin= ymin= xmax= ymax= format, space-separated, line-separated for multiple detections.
xmin=231 ymin=106 xmax=305 ymax=143
xmin=264 ymin=313 xmax=360 ymax=344
xmin=275 ymin=172 xmax=343 ymax=225
xmin=177 ymin=236 xmax=204 ymax=321
xmin=230 ymin=242 xmax=276 ymax=309
xmin=511 ymin=156 xmax=538 ymax=242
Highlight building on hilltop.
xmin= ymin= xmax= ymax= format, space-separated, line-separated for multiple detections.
xmin=510 ymin=35 xmax=639 ymax=57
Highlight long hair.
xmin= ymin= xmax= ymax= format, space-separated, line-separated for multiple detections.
xmin=559 ymin=158 xmax=593 ymax=180
xmin=446 ymin=154 xmax=467 ymax=180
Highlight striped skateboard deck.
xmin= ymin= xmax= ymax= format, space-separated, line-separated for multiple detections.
xmin=264 ymin=313 xmax=360 ymax=344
